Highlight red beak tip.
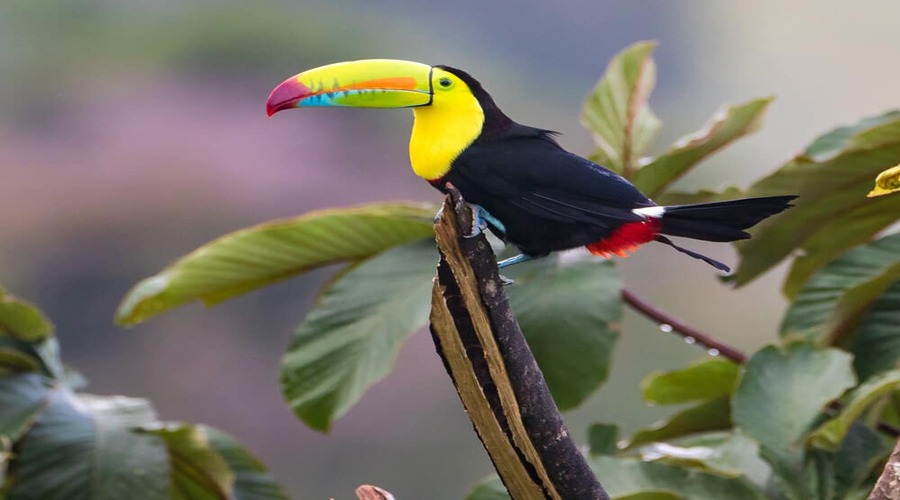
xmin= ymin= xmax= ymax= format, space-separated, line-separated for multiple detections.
xmin=266 ymin=78 xmax=310 ymax=118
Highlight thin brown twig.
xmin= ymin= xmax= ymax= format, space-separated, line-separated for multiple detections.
xmin=621 ymin=287 xmax=900 ymax=438
xmin=621 ymin=287 xmax=747 ymax=364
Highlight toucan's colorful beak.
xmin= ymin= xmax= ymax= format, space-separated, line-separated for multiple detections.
xmin=266 ymin=59 xmax=433 ymax=117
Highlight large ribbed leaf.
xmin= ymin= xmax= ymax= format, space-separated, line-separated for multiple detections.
xmin=632 ymin=98 xmax=772 ymax=198
xmin=116 ymin=203 xmax=435 ymax=326
xmin=580 ymin=41 xmax=660 ymax=176
xmin=280 ymin=240 xmax=436 ymax=431
xmin=504 ymin=256 xmax=622 ymax=410
xmin=0 ymin=373 xmax=51 ymax=444
xmin=781 ymin=233 xmax=900 ymax=380
xmin=7 ymin=391 xmax=170 ymax=500
xmin=728 ymin=111 xmax=900 ymax=291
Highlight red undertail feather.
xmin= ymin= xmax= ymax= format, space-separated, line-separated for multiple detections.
xmin=586 ymin=219 xmax=662 ymax=258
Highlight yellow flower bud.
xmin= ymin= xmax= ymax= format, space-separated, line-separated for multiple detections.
xmin=867 ymin=164 xmax=900 ymax=197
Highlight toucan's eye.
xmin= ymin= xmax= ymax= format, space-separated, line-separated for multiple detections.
xmin=438 ymin=77 xmax=453 ymax=88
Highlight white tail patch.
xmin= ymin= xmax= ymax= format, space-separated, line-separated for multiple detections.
xmin=633 ymin=206 xmax=666 ymax=218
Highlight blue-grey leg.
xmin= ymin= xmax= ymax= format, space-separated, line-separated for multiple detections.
xmin=497 ymin=253 xmax=534 ymax=269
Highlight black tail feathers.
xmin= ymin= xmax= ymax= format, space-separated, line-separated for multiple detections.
xmin=656 ymin=195 xmax=797 ymax=271
xmin=659 ymin=195 xmax=797 ymax=242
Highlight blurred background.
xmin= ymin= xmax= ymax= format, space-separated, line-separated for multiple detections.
xmin=2 ymin=1 xmax=899 ymax=498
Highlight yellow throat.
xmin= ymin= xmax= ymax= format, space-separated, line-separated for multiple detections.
xmin=409 ymin=70 xmax=485 ymax=181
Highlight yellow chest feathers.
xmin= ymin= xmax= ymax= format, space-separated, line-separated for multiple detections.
xmin=409 ymin=90 xmax=484 ymax=181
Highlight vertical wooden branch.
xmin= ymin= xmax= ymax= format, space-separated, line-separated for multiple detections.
xmin=429 ymin=185 xmax=608 ymax=500
xmin=870 ymin=438 xmax=900 ymax=500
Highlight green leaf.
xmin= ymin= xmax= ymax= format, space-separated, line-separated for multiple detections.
xmin=808 ymin=369 xmax=900 ymax=451
xmin=590 ymin=455 xmax=767 ymax=500
xmin=204 ymin=426 xmax=289 ymax=500
xmin=116 ymin=203 xmax=435 ymax=326
xmin=781 ymin=233 xmax=900 ymax=377
xmin=580 ymin=41 xmax=661 ymax=175
xmin=832 ymin=423 xmax=891 ymax=499
xmin=0 ymin=348 xmax=40 ymax=375
xmin=642 ymin=358 xmax=739 ymax=405
xmin=588 ymin=423 xmax=620 ymax=455
xmin=8 ymin=391 xmax=170 ymax=500
xmin=627 ymin=397 xmax=732 ymax=449
xmin=632 ymin=98 xmax=772 ymax=198
xmin=638 ymin=432 xmax=768 ymax=484
xmin=146 ymin=423 xmax=285 ymax=500
xmin=281 ymin=240 xmax=435 ymax=431
xmin=850 ymin=281 xmax=900 ymax=380
xmin=732 ymin=344 xmax=856 ymax=459
xmin=0 ymin=289 xmax=53 ymax=343
xmin=466 ymin=476 xmax=510 ymax=500
xmin=729 ymin=110 xmax=900 ymax=288
xmin=505 ymin=257 xmax=621 ymax=409
xmin=0 ymin=373 xmax=51 ymax=443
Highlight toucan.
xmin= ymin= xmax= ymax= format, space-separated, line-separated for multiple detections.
xmin=266 ymin=59 xmax=795 ymax=272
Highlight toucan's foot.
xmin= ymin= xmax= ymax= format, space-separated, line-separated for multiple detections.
xmin=497 ymin=253 xmax=534 ymax=269
xmin=463 ymin=205 xmax=507 ymax=238
xmin=498 ymin=274 xmax=516 ymax=286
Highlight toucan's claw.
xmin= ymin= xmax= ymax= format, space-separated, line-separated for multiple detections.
xmin=433 ymin=206 xmax=444 ymax=224
xmin=499 ymin=274 xmax=515 ymax=286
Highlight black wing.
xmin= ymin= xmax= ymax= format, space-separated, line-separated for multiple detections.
xmin=443 ymin=130 xmax=654 ymax=255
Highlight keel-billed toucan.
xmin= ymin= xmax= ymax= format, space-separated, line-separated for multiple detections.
xmin=266 ymin=59 xmax=795 ymax=271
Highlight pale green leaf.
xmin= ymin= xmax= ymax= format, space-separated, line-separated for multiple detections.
xmin=0 ymin=373 xmax=51 ymax=443
xmin=8 ymin=391 xmax=170 ymax=500
xmin=281 ymin=240 xmax=435 ymax=431
xmin=590 ymin=455 xmax=767 ymax=500
xmin=632 ymin=98 xmax=772 ymax=198
xmin=580 ymin=41 xmax=660 ymax=175
xmin=641 ymin=358 xmax=739 ymax=405
xmin=729 ymin=110 xmax=900 ymax=288
xmin=116 ymin=203 xmax=435 ymax=326
xmin=808 ymin=369 xmax=900 ymax=451
xmin=626 ymin=397 xmax=731 ymax=449
xmin=638 ymin=432 xmax=768 ymax=484
xmin=505 ymin=257 xmax=621 ymax=409
xmin=732 ymin=344 xmax=856 ymax=459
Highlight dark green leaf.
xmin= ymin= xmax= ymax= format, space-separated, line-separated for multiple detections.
xmin=588 ymin=423 xmax=620 ymax=455
xmin=145 ymin=423 xmax=251 ymax=500
xmin=781 ymin=233 xmax=900 ymax=347
xmin=850 ymin=281 xmax=900 ymax=380
xmin=0 ymin=289 xmax=53 ymax=343
xmin=732 ymin=344 xmax=855 ymax=459
xmin=580 ymin=41 xmax=660 ymax=175
xmin=281 ymin=240 xmax=435 ymax=431
xmin=116 ymin=203 xmax=435 ymax=326
xmin=8 ymin=391 xmax=170 ymax=500
xmin=808 ymin=369 xmax=900 ymax=451
xmin=632 ymin=98 xmax=772 ymax=198
xmin=0 ymin=348 xmax=40 ymax=375
xmin=729 ymin=111 xmax=900 ymax=288
xmin=627 ymin=397 xmax=732 ymax=449
xmin=832 ymin=423 xmax=891 ymax=499
xmin=505 ymin=257 xmax=621 ymax=409
xmin=641 ymin=358 xmax=739 ymax=405
xmin=590 ymin=455 xmax=767 ymax=499
xmin=204 ymin=426 xmax=289 ymax=500
xmin=0 ymin=373 xmax=51 ymax=443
